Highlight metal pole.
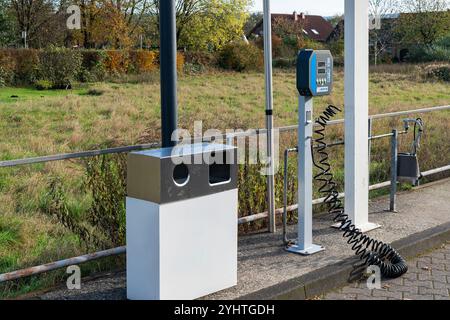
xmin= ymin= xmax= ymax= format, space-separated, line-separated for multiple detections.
xmin=263 ymin=0 xmax=276 ymax=233
xmin=390 ymin=129 xmax=398 ymax=212
xmin=368 ymin=118 xmax=373 ymax=197
xmin=286 ymin=96 xmax=323 ymax=255
xmin=368 ymin=117 xmax=373 ymax=168
xmin=282 ymin=148 xmax=297 ymax=245
xmin=283 ymin=149 xmax=289 ymax=244
xmin=160 ymin=0 xmax=178 ymax=148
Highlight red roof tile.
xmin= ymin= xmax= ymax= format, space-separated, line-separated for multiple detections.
xmin=248 ymin=13 xmax=334 ymax=42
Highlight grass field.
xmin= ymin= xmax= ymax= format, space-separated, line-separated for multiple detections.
xmin=0 ymin=65 xmax=449 ymax=297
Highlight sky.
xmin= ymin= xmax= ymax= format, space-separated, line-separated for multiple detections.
xmin=251 ymin=0 xmax=345 ymax=17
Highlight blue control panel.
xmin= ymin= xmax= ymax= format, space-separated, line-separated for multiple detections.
xmin=297 ymin=49 xmax=333 ymax=97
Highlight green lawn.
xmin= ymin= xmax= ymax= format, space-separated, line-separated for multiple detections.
xmin=0 ymin=87 xmax=86 ymax=103
xmin=0 ymin=66 xmax=449 ymax=298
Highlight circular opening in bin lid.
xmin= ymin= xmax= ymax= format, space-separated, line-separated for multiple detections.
xmin=173 ymin=163 xmax=190 ymax=187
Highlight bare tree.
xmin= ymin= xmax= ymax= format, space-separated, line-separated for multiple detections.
xmin=108 ymin=0 xmax=150 ymax=35
xmin=369 ymin=0 xmax=398 ymax=65
xmin=10 ymin=0 xmax=57 ymax=47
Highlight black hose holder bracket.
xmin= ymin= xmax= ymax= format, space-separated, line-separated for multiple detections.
xmin=398 ymin=118 xmax=424 ymax=184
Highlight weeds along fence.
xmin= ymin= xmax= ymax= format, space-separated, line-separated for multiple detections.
xmin=0 ymin=105 xmax=449 ymax=283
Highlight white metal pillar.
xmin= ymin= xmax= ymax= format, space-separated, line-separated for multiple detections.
xmin=344 ymin=0 xmax=380 ymax=232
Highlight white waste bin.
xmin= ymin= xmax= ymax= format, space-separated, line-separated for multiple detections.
xmin=126 ymin=143 xmax=238 ymax=300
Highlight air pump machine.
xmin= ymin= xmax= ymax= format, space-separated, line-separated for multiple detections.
xmin=286 ymin=50 xmax=408 ymax=279
xmin=286 ymin=49 xmax=333 ymax=256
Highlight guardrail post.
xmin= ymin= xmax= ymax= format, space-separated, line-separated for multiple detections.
xmin=369 ymin=118 xmax=373 ymax=156
xmin=389 ymin=129 xmax=398 ymax=212
xmin=368 ymin=117 xmax=373 ymax=180
xmin=283 ymin=149 xmax=289 ymax=245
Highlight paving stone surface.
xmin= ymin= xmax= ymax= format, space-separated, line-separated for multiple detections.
xmin=322 ymin=243 xmax=450 ymax=300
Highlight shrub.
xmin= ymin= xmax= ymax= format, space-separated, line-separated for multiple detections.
xmin=183 ymin=50 xmax=213 ymax=73
xmin=219 ymin=42 xmax=263 ymax=72
xmin=299 ymin=38 xmax=325 ymax=51
xmin=41 ymin=153 xmax=127 ymax=250
xmin=83 ymin=154 xmax=127 ymax=248
xmin=328 ymin=39 xmax=344 ymax=59
xmin=184 ymin=50 xmax=218 ymax=69
xmin=0 ymin=67 xmax=8 ymax=87
xmin=104 ymin=50 xmax=130 ymax=75
xmin=424 ymin=64 xmax=450 ymax=82
xmin=13 ymin=49 xmax=39 ymax=85
xmin=273 ymin=57 xmax=295 ymax=69
xmin=183 ymin=62 xmax=206 ymax=74
xmin=408 ymin=44 xmax=450 ymax=63
xmin=34 ymin=79 xmax=53 ymax=90
xmin=271 ymin=34 xmax=283 ymax=57
xmin=0 ymin=50 xmax=14 ymax=87
xmin=79 ymin=50 xmax=107 ymax=82
xmin=37 ymin=47 xmax=82 ymax=89
xmin=177 ymin=51 xmax=185 ymax=73
xmin=0 ymin=49 xmax=38 ymax=85
xmin=129 ymin=50 xmax=157 ymax=73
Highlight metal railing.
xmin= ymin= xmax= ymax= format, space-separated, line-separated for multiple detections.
xmin=0 ymin=104 xmax=449 ymax=283
xmin=2 ymin=105 xmax=449 ymax=168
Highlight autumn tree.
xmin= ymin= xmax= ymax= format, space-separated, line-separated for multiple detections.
xmin=148 ymin=0 xmax=251 ymax=51
xmin=148 ymin=0 xmax=204 ymax=42
xmin=180 ymin=0 xmax=251 ymax=51
xmin=71 ymin=0 xmax=150 ymax=48
xmin=396 ymin=0 xmax=450 ymax=46
xmin=107 ymin=0 xmax=150 ymax=43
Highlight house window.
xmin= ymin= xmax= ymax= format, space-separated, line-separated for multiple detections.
xmin=311 ymin=29 xmax=320 ymax=35
xmin=302 ymin=29 xmax=308 ymax=35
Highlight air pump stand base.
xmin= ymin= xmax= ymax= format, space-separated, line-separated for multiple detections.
xmin=331 ymin=222 xmax=381 ymax=233
xmin=286 ymin=243 xmax=325 ymax=256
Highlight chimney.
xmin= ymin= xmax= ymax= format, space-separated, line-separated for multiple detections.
xmin=300 ymin=12 xmax=305 ymax=20
xmin=293 ymin=11 xmax=298 ymax=21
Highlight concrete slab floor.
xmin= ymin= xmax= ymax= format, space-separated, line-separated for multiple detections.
xmin=36 ymin=178 xmax=450 ymax=300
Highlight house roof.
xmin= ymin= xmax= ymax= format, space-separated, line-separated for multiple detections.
xmin=248 ymin=13 xmax=334 ymax=42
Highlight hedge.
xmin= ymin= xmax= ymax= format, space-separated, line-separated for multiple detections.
xmin=0 ymin=48 xmax=185 ymax=88
xmin=37 ymin=47 xmax=82 ymax=89
xmin=0 ymin=48 xmax=39 ymax=86
xmin=218 ymin=42 xmax=264 ymax=72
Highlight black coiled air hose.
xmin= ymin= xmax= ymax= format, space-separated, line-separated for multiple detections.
xmin=312 ymin=105 xmax=408 ymax=279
